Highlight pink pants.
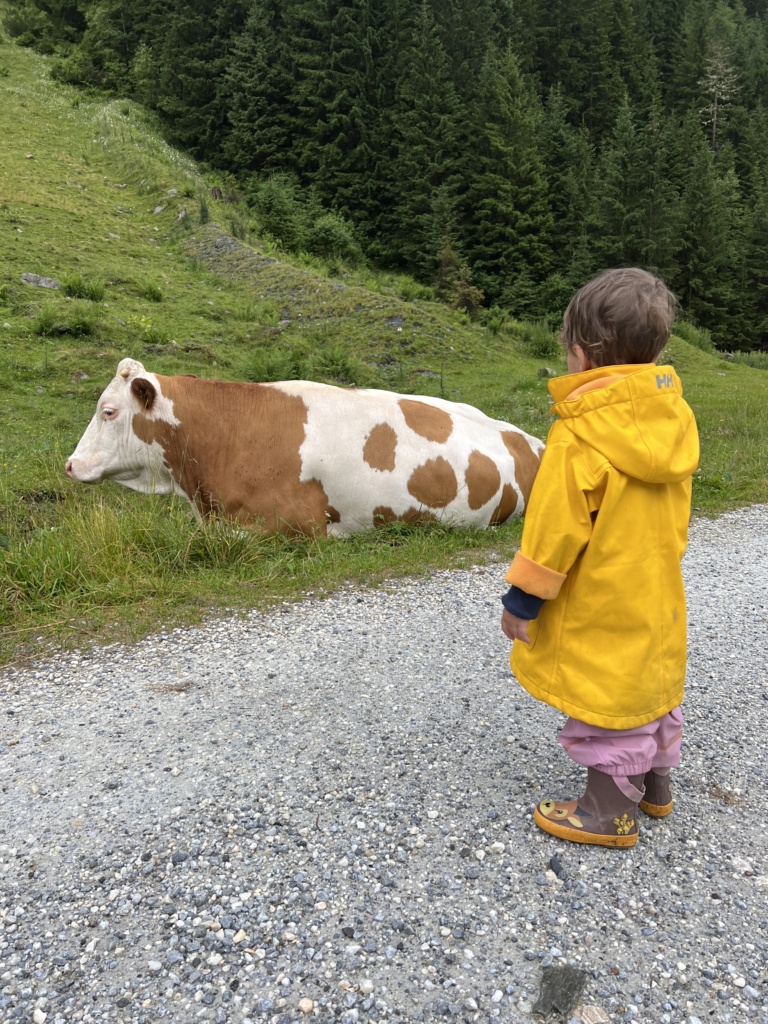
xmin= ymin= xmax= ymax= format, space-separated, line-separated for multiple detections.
xmin=558 ymin=707 xmax=683 ymax=779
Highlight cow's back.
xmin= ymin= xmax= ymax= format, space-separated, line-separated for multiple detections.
xmin=272 ymin=380 xmax=542 ymax=535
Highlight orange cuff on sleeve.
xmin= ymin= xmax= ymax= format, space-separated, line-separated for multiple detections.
xmin=504 ymin=551 xmax=567 ymax=600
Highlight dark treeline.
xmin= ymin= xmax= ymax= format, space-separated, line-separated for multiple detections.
xmin=9 ymin=0 xmax=768 ymax=348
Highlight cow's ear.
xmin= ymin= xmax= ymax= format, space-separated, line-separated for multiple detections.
xmin=131 ymin=377 xmax=157 ymax=411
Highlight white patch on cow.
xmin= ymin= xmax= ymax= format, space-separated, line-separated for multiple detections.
xmin=274 ymin=381 xmax=542 ymax=536
xmin=65 ymin=358 xmax=185 ymax=498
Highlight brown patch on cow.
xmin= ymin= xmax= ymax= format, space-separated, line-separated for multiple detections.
xmin=372 ymin=506 xmax=437 ymax=526
xmin=465 ymin=450 xmax=501 ymax=510
xmin=490 ymin=483 xmax=519 ymax=524
xmin=399 ymin=399 xmax=453 ymax=443
xmin=363 ymin=422 xmax=397 ymax=472
xmin=131 ymin=377 xmax=333 ymax=534
xmin=502 ymin=431 xmax=541 ymax=511
xmin=406 ymin=457 xmax=458 ymax=508
xmin=326 ymin=505 xmax=340 ymax=524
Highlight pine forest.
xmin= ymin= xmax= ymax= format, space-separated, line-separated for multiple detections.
xmin=8 ymin=0 xmax=768 ymax=350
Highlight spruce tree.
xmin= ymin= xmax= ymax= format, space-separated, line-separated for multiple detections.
xmin=669 ymin=0 xmax=716 ymax=111
xmin=741 ymin=176 xmax=768 ymax=348
xmin=152 ymin=0 xmax=248 ymax=160
xmin=528 ymin=0 xmax=627 ymax=139
xmin=380 ymin=2 xmax=461 ymax=276
xmin=593 ymin=92 xmax=681 ymax=278
xmin=222 ymin=0 xmax=298 ymax=176
xmin=639 ymin=103 xmax=683 ymax=278
xmin=52 ymin=0 xmax=162 ymax=90
xmin=592 ymin=93 xmax=646 ymax=267
xmin=671 ymin=112 xmax=745 ymax=343
xmin=459 ymin=45 xmax=553 ymax=312
xmin=431 ymin=0 xmax=517 ymax=101
xmin=539 ymin=86 xmax=596 ymax=284
xmin=290 ymin=0 xmax=384 ymax=236
xmin=642 ymin=0 xmax=690 ymax=81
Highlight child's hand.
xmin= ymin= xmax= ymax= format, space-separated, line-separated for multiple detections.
xmin=501 ymin=609 xmax=532 ymax=644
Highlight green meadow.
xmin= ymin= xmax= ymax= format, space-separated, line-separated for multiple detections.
xmin=1 ymin=42 xmax=766 ymax=665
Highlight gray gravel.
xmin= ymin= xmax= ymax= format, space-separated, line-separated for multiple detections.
xmin=2 ymin=506 xmax=768 ymax=1024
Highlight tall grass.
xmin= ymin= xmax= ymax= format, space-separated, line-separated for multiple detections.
xmin=0 ymin=482 xmax=508 ymax=663
xmin=245 ymin=336 xmax=374 ymax=386
xmin=1 ymin=488 xmax=271 ymax=655
xmin=227 ymin=297 xmax=280 ymax=324
xmin=135 ymin=278 xmax=164 ymax=302
xmin=31 ymin=299 xmax=101 ymax=337
xmin=92 ymin=101 xmax=201 ymax=197
xmin=62 ymin=273 xmax=106 ymax=301
xmin=730 ymin=350 xmax=768 ymax=370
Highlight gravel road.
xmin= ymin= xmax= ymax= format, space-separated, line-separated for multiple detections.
xmin=2 ymin=506 xmax=767 ymax=1024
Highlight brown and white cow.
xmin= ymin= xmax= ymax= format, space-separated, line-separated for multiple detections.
xmin=65 ymin=358 xmax=543 ymax=536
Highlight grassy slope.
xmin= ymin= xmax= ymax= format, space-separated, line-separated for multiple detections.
xmin=0 ymin=45 xmax=550 ymax=477
xmin=1 ymin=42 xmax=767 ymax=664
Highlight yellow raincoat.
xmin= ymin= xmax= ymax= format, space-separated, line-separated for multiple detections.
xmin=506 ymin=363 xmax=700 ymax=729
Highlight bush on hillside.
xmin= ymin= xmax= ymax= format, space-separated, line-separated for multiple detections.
xmin=246 ymin=174 xmax=306 ymax=253
xmin=305 ymin=213 xmax=362 ymax=266
xmin=51 ymin=51 xmax=103 ymax=87
xmin=452 ymin=265 xmax=484 ymax=318
xmin=730 ymin=350 xmax=768 ymax=370
xmin=519 ymin=320 xmax=560 ymax=359
xmin=3 ymin=3 xmax=54 ymax=51
xmin=394 ymin=276 xmax=434 ymax=302
xmin=244 ymin=175 xmax=364 ymax=271
xmin=672 ymin=320 xmax=717 ymax=354
xmin=480 ymin=306 xmax=509 ymax=335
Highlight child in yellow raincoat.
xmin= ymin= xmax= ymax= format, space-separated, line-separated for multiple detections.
xmin=501 ymin=268 xmax=700 ymax=847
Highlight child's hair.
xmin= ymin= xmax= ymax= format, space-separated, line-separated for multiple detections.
xmin=561 ymin=268 xmax=677 ymax=366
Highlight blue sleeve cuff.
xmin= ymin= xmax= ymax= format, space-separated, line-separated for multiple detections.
xmin=501 ymin=585 xmax=545 ymax=620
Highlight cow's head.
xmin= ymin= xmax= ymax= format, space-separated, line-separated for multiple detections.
xmin=65 ymin=358 xmax=180 ymax=495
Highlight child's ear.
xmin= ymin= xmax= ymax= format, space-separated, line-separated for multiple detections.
xmin=572 ymin=344 xmax=595 ymax=372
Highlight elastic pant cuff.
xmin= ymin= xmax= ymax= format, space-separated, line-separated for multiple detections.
xmin=594 ymin=760 xmax=654 ymax=778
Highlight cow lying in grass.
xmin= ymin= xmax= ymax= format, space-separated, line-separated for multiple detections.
xmin=65 ymin=358 xmax=544 ymax=536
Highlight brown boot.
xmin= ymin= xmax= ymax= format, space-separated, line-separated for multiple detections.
xmin=639 ymin=769 xmax=673 ymax=817
xmin=534 ymin=768 xmax=644 ymax=848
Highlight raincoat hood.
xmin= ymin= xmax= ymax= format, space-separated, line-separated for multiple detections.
xmin=548 ymin=363 xmax=699 ymax=483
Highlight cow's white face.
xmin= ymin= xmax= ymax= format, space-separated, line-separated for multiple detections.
xmin=65 ymin=358 xmax=181 ymax=495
